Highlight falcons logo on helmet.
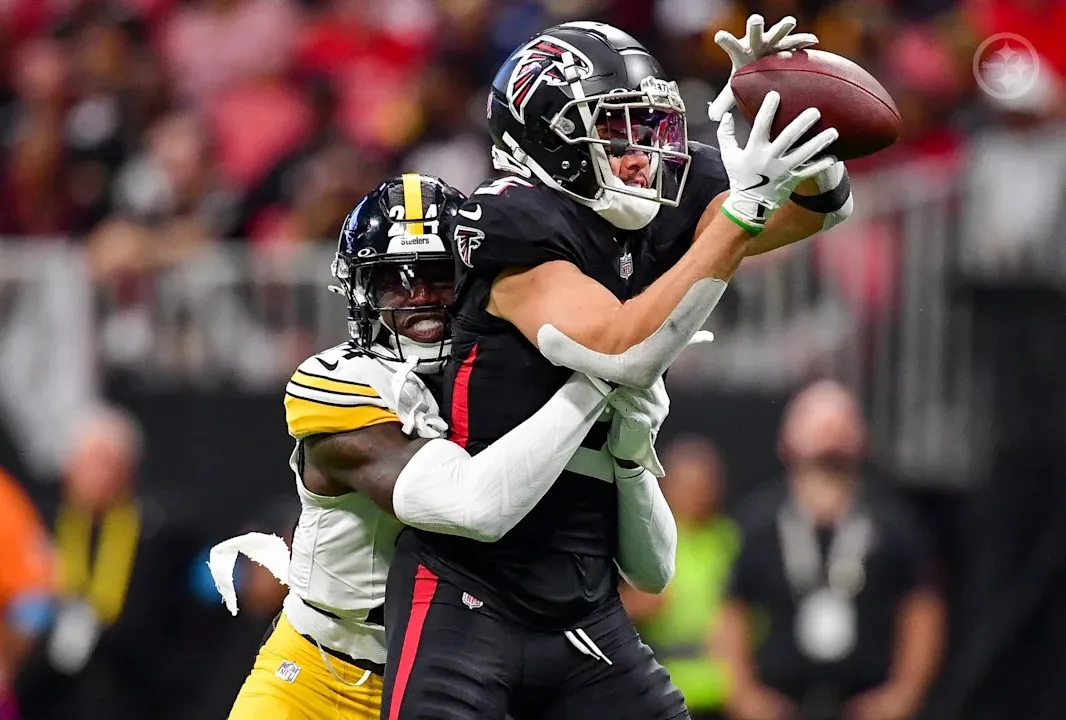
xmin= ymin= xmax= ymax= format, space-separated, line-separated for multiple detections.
xmin=505 ymin=36 xmax=594 ymax=124
xmin=454 ymin=225 xmax=484 ymax=269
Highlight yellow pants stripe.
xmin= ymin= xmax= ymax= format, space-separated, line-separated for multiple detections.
xmin=227 ymin=614 xmax=382 ymax=720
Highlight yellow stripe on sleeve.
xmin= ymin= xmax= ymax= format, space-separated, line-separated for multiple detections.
xmin=291 ymin=370 xmax=380 ymax=398
xmin=285 ymin=394 xmax=399 ymax=438
xmin=402 ymin=173 xmax=424 ymax=235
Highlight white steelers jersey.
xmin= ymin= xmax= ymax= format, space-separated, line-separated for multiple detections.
xmin=281 ymin=342 xmax=412 ymax=666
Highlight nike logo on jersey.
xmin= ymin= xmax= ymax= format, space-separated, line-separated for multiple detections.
xmin=458 ymin=205 xmax=483 ymax=221
xmin=316 ymin=357 xmax=340 ymax=372
xmin=739 ymin=174 xmax=770 ymax=192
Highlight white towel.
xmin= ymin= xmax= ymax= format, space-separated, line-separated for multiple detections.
xmin=207 ymin=532 xmax=291 ymax=616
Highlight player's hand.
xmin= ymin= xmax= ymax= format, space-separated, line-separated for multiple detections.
xmin=844 ymin=684 xmax=919 ymax=720
xmin=605 ymin=376 xmax=669 ymax=478
xmin=708 ymin=14 xmax=819 ymax=121
xmin=729 ymin=683 xmax=802 ymax=720
xmin=392 ymin=360 xmax=448 ymax=438
xmin=718 ymin=91 xmax=839 ymax=235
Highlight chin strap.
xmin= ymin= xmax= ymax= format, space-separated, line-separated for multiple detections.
xmin=588 ymin=169 xmax=662 ymax=230
xmin=375 ymin=324 xmax=449 ymax=375
xmin=491 ymin=145 xmax=533 ymax=177
xmin=495 ymin=132 xmax=660 ymax=231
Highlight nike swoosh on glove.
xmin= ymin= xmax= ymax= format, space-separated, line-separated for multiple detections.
xmin=708 ymin=14 xmax=820 ymax=121
xmin=718 ymin=91 xmax=839 ymax=234
xmin=605 ymin=376 xmax=670 ymax=478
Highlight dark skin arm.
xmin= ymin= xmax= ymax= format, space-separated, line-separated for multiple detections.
xmin=719 ymin=600 xmax=801 ymax=720
xmin=301 ymin=421 xmax=428 ymax=516
xmin=1 ymin=625 xmax=38 ymax=680
xmin=844 ymin=589 xmax=945 ymax=720
xmin=619 ymin=579 xmax=667 ymax=622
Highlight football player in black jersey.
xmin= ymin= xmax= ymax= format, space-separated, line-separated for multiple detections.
xmin=382 ymin=18 xmax=856 ymax=720
xmin=218 ymin=174 xmax=680 ymax=720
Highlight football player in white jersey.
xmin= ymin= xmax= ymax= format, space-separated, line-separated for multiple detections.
xmin=213 ymin=174 xmax=677 ymax=720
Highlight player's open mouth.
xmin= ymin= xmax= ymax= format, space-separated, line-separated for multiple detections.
xmin=625 ymin=175 xmax=649 ymax=189
xmin=400 ymin=313 xmax=445 ymax=343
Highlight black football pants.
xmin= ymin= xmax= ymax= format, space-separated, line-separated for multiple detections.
xmin=382 ymin=549 xmax=688 ymax=720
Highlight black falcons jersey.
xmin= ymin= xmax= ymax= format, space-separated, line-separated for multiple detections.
xmin=397 ymin=142 xmax=730 ymax=630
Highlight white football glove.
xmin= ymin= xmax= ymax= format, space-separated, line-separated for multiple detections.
xmin=718 ymin=91 xmax=839 ymax=234
xmin=708 ymin=14 xmax=820 ymax=121
xmin=605 ymin=376 xmax=670 ymax=478
xmin=391 ymin=358 xmax=448 ymax=438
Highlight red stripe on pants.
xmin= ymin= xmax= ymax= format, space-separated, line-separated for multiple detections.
xmin=449 ymin=342 xmax=478 ymax=448
xmin=387 ymin=564 xmax=439 ymax=720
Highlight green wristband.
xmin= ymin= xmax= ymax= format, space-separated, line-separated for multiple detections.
xmin=720 ymin=205 xmax=764 ymax=235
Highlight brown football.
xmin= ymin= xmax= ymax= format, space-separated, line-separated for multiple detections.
xmin=730 ymin=49 xmax=902 ymax=161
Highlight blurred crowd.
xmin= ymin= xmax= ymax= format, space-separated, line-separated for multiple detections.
xmin=1 ymin=404 xmax=301 ymax=719
xmin=3 ymin=0 xmax=1064 ymax=398
xmin=0 ymin=0 xmax=1064 ymax=719
xmin=622 ymin=382 xmax=946 ymax=720
xmin=2 ymin=0 xmax=1064 ymax=269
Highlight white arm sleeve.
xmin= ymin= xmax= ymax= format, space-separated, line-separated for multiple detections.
xmin=535 ymin=277 xmax=728 ymax=390
xmin=392 ymin=372 xmax=609 ymax=542
xmin=614 ymin=462 xmax=677 ymax=593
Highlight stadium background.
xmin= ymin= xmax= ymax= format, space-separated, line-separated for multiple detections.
xmin=0 ymin=0 xmax=1064 ymax=717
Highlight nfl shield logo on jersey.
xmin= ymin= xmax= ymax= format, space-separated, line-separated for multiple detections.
xmin=276 ymin=660 xmax=301 ymax=683
xmin=619 ymin=251 xmax=634 ymax=280
xmin=462 ymin=592 xmax=484 ymax=610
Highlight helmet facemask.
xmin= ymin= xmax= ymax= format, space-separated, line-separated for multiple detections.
xmin=584 ymin=83 xmax=690 ymax=218
xmin=330 ymin=255 xmax=454 ymax=373
xmin=499 ymin=69 xmax=691 ymax=230
xmin=559 ymin=75 xmax=690 ymax=204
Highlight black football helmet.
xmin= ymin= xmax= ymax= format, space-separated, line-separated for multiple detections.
xmin=330 ymin=174 xmax=465 ymax=371
xmin=487 ymin=21 xmax=690 ymax=225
